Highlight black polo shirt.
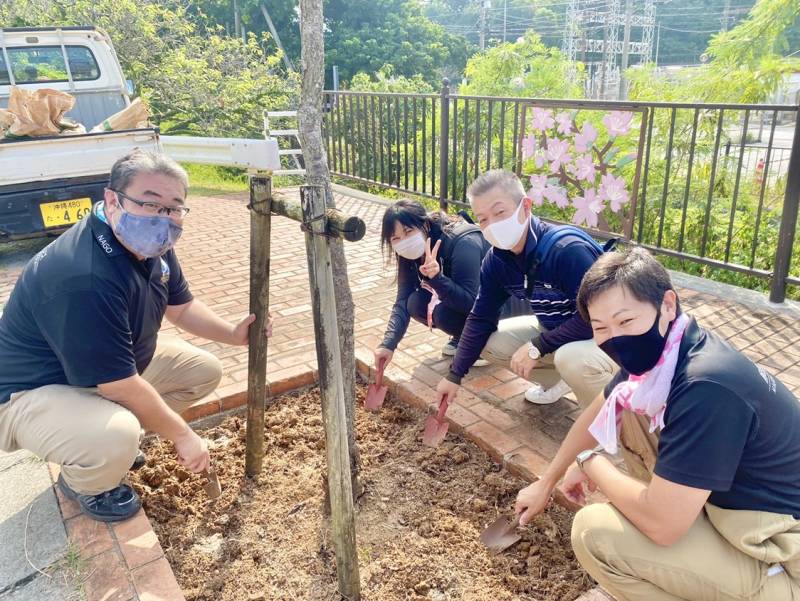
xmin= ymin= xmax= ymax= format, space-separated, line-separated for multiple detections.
xmin=605 ymin=317 xmax=800 ymax=517
xmin=0 ymin=204 xmax=193 ymax=404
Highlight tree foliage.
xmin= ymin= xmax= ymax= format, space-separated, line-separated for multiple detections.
xmin=459 ymin=32 xmax=584 ymax=98
xmin=628 ymin=0 xmax=800 ymax=103
xmin=0 ymin=0 xmax=298 ymax=137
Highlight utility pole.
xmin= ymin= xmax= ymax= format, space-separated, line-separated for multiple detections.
xmin=654 ymin=23 xmax=660 ymax=67
xmin=503 ymin=0 xmax=507 ymax=43
xmin=479 ymin=0 xmax=490 ymax=50
xmin=619 ymin=0 xmax=633 ymax=100
xmin=722 ymin=0 xmax=731 ymax=31
xmin=233 ymin=0 xmax=242 ymax=38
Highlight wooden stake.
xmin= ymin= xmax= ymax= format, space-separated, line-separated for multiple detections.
xmin=301 ymin=185 xmax=360 ymax=600
xmin=245 ymin=176 xmax=272 ymax=478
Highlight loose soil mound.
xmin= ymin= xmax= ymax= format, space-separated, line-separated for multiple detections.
xmin=130 ymin=386 xmax=592 ymax=601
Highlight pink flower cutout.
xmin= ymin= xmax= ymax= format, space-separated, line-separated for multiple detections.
xmin=602 ymin=111 xmax=633 ymax=138
xmin=534 ymin=153 xmax=547 ymax=168
xmin=521 ymin=133 xmax=537 ymax=160
xmin=572 ymin=188 xmax=604 ymax=228
xmin=528 ymin=174 xmax=548 ymax=206
xmin=599 ymin=173 xmax=629 ymax=212
xmin=574 ymin=153 xmax=596 ymax=182
xmin=546 ymin=138 xmax=571 ymax=173
xmin=543 ymin=184 xmax=569 ymax=209
xmin=574 ymin=122 xmax=598 ymax=153
xmin=555 ymin=112 xmax=573 ymax=135
xmin=531 ymin=107 xmax=555 ymax=132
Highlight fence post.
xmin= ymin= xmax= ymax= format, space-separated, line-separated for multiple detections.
xmin=769 ymin=110 xmax=800 ymax=304
xmin=439 ymin=77 xmax=450 ymax=212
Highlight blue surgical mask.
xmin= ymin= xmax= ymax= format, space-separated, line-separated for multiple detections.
xmin=114 ymin=208 xmax=182 ymax=258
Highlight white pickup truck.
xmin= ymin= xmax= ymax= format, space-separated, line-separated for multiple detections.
xmin=0 ymin=26 xmax=159 ymax=240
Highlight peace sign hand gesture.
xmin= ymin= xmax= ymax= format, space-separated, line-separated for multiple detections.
xmin=418 ymin=238 xmax=442 ymax=279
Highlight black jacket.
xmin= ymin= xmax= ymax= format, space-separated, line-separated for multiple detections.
xmin=380 ymin=221 xmax=487 ymax=350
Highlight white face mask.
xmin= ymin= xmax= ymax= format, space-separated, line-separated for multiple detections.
xmin=483 ymin=201 xmax=529 ymax=250
xmin=392 ymin=231 xmax=426 ymax=260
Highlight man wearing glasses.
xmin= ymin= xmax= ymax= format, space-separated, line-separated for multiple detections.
xmin=0 ymin=151 xmax=272 ymax=522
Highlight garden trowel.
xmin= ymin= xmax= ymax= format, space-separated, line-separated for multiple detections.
xmin=422 ymin=393 xmax=449 ymax=447
xmin=202 ymin=466 xmax=222 ymax=499
xmin=480 ymin=514 xmax=521 ymax=554
xmin=365 ymin=357 xmax=388 ymax=411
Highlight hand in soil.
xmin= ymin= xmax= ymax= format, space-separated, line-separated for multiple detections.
xmin=515 ymin=479 xmax=555 ymax=526
xmin=173 ymin=427 xmax=210 ymax=473
xmin=560 ymin=463 xmax=596 ymax=506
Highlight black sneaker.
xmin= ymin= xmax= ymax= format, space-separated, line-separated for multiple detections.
xmin=442 ymin=337 xmax=459 ymax=356
xmin=57 ymin=473 xmax=141 ymax=522
xmin=130 ymin=450 xmax=146 ymax=471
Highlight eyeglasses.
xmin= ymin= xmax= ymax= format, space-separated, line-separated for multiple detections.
xmin=111 ymin=190 xmax=191 ymax=219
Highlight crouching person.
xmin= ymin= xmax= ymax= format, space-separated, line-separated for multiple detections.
xmin=515 ymin=247 xmax=800 ymax=600
xmin=375 ymin=199 xmax=491 ymax=368
xmin=0 ymin=151 xmax=272 ymax=522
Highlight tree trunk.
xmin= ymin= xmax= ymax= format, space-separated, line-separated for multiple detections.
xmin=297 ymin=0 xmax=361 ymax=493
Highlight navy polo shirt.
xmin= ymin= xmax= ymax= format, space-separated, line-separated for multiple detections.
xmin=0 ymin=203 xmax=193 ymax=404
xmin=605 ymin=317 xmax=800 ymax=517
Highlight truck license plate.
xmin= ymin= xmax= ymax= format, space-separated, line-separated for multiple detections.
xmin=39 ymin=198 xmax=93 ymax=228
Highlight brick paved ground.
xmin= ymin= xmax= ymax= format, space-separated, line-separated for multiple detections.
xmin=2 ymin=184 xmax=799 ymax=601
xmin=1 ymin=185 xmax=799 ymax=459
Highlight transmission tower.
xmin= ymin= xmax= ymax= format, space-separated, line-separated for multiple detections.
xmin=563 ymin=0 xmax=657 ymax=99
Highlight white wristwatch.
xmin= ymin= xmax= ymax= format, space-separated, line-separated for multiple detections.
xmin=527 ymin=342 xmax=541 ymax=360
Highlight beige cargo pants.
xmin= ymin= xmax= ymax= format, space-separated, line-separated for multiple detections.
xmin=480 ymin=315 xmax=617 ymax=408
xmin=572 ymin=412 xmax=800 ymax=600
xmin=0 ymin=336 xmax=222 ymax=495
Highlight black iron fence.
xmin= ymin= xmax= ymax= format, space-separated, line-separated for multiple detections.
xmin=323 ymin=81 xmax=800 ymax=303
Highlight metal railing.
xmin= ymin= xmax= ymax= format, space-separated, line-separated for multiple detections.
xmin=323 ymin=81 xmax=800 ymax=303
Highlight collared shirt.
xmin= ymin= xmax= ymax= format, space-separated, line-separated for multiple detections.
xmin=0 ymin=203 xmax=193 ymax=403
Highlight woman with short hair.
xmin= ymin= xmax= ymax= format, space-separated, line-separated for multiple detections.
xmin=515 ymin=247 xmax=800 ymax=600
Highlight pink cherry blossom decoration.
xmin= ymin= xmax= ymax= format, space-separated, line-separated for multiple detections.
xmin=521 ymin=133 xmax=537 ymax=160
xmin=573 ymin=122 xmax=598 ymax=153
xmin=602 ymin=111 xmax=633 ymax=138
xmin=546 ymin=138 xmax=571 ymax=173
xmin=572 ymin=188 xmax=604 ymax=228
xmin=531 ymin=107 xmax=555 ymax=132
xmin=555 ymin=112 xmax=573 ymax=135
xmin=599 ymin=173 xmax=629 ymax=212
xmin=543 ymin=184 xmax=569 ymax=209
xmin=574 ymin=153 xmax=596 ymax=182
xmin=528 ymin=174 xmax=548 ymax=206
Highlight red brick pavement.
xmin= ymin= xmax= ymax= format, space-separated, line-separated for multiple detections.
xmin=2 ymin=185 xmax=800 ymax=601
xmin=1 ymin=186 xmax=799 ymax=464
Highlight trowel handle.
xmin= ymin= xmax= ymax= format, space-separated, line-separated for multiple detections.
xmin=375 ymin=357 xmax=387 ymax=386
xmin=435 ymin=393 xmax=448 ymax=422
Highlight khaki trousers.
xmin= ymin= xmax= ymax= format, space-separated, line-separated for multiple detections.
xmin=572 ymin=412 xmax=800 ymax=600
xmin=481 ymin=315 xmax=617 ymax=408
xmin=0 ymin=336 xmax=222 ymax=495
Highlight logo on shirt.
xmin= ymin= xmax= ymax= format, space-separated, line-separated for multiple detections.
xmin=96 ymin=233 xmax=114 ymax=255
xmin=757 ymin=365 xmax=777 ymax=394
xmin=160 ymin=258 xmax=170 ymax=284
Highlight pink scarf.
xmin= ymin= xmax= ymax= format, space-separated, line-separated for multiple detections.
xmin=589 ymin=313 xmax=691 ymax=454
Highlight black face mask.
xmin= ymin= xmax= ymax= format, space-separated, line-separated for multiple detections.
xmin=600 ymin=310 xmax=670 ymax=376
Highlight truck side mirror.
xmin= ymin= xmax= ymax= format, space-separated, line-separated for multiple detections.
xmin=125 ymin=79 xmax=135 ymax=96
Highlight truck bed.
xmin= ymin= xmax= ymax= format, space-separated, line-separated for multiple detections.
xmin=0 ymin=128 xmax=160 ymax=187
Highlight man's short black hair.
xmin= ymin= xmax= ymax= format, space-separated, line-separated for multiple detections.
xmin=577 ymin=247 xmax=679 ymax=321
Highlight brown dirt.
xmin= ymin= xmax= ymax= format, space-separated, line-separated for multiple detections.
xmin=130 ymin=386 xmax=592 ymax=601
